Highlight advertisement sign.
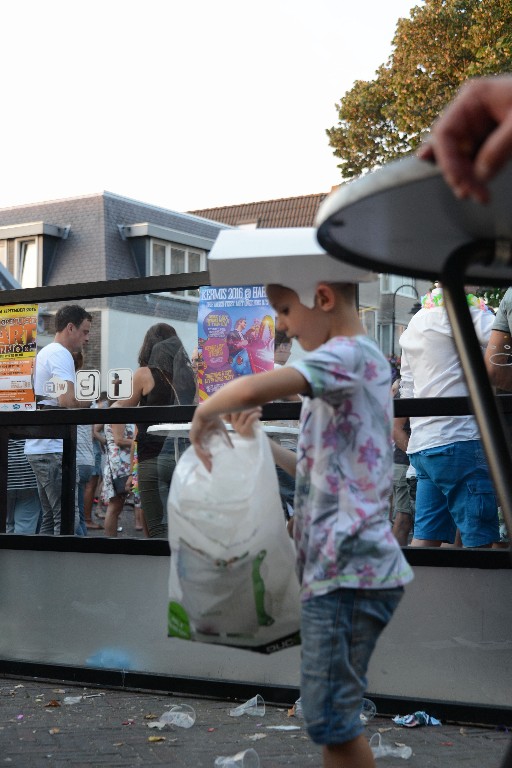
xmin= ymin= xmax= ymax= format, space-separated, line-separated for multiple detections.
xmin=197 ymin=285 xmax=275 ymax=400
xmin=0 ymin=304 xmax=38 ymax=410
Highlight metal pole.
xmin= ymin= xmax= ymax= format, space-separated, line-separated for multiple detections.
xmin=441 ymin=241 xmax=512 ymax=544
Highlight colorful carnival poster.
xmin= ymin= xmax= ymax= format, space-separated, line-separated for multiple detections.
xmin=0 ymin=304 xmax=38 ymax=410
xmin=197 ymin=285 xmax=275 ymax=400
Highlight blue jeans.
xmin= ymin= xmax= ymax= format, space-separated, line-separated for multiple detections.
xmin=76 ymin=464 xmax=94 ymax=536
xmin=300 ymin=587 xmax=403 ymax=745
xmin=410 ymin=440 xmax=499 ymax=547
xmin=27 ymin=453 xmax=79 ymax=536
xmin=6 ymin=488 xmax=41 ymax=534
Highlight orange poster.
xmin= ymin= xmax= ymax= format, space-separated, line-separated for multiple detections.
xmin=0 ymin=304 xmax=38 ymax=410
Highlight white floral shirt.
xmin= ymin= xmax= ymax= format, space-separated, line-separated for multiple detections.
xmin=292 ymin=336 xmax=413 ymax=602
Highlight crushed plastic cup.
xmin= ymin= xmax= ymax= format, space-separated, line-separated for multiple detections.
xmin=63 ymin=696 xmax=83 ymax=705
xmin=229 ymin=695 xmax=265 ymax=717
xmin=360 ymin=697 xmax=377 ymax=723
xmin=369 ymin=733 xmax=412 ymax=760
xmin=158 ymin=703 xmax=196 ymax=728
xmin=294 ymin=696 xmax=303 ymax=718
xmin=214 ymin=748 xmax=260 ymax=767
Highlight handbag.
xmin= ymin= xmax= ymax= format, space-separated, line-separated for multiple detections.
xmin=106 ymin=439 xmax=131 ymax=497
xmin=113 ymin=474 xmax=130 ymax=496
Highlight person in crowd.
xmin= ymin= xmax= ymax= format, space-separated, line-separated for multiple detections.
xmin=190 ymin=271 xmax=413 ymax=768
xmin=190 ymin=347 xmax=202 ymax=404
xmin=6 ymin=439 xmax=42 ymax=534
xmin=390 ymin=379 xmax=416 ymax=547
xmin=73 ymin=351 xmax=96 ymax=536
xmin=83 ymin=391 xmax=108 ymax=529
xmin=270 ymin=329 xmax=300 ymax=520
xmin=130 ymin=439 xmax=146 ymax=533
xmin=483 ymin=287 xmax=512 ymax=548
xmin=418 ymin=74 xmax=512 ymax=203
xmin=110 ymin=323 xmax=196 ymax=538
xmin=484 ymin=287 xmax=512 ymax=392
xmin=399 ymin=284 xmax=499 ymax=548
xmin=102 ymin=421 xmax=135 ymax=537
xmin=25 ymin=304 xmax=92 ymax=535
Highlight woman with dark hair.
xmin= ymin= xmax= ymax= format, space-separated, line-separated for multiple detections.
xmin=110 ymin=323 xmax=196 ymax=538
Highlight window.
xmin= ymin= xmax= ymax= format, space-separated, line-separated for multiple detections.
xmin=0 ymin=237 xmax=40 ymax=288
xmin=149 ymin=239 xmax=206 ymax=299
xmin=17 ymin=240 xmax=39 ymax=288
xmin=380 ymin=274 xmax=417 ymax=298
xmin=359 ymin=307 xmax=376 ymax=339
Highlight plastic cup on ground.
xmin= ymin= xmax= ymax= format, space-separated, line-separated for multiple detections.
xmin=360 ymin=697 xmax=377 ymax=723
xmin=229 ymin=695 xmax=265 ymax=717
xmin=369 ymin=733 xmax=412 ymax=759
xmin=214 ymin=748 xmax=260 ymax=767
xmin=159 ymin=703 xmax=196 ymax=728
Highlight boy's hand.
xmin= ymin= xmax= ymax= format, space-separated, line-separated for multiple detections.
xmin=189 ymin=409 xmax=231 ymax=472
xmin=227 ymin=407 xmax=262 ymax=439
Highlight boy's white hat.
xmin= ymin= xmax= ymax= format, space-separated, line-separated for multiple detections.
xmin=207 ymin=227 xmax=377 ymax=308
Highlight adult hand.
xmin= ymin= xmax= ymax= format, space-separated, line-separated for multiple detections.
xmin=418 ymin=75 xmax=512 ymax=204
xmin=189 ymin=409 xmax=232 ymax=472
xmin=227 ymin=407 xmax=262 ymax=439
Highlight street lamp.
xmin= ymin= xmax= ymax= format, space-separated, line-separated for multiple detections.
xmin=391 ymin=284 xmax=420 ymax=356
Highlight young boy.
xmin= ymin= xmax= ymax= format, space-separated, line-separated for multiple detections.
xmin=190 ymin=279 xmax=413 ymax=768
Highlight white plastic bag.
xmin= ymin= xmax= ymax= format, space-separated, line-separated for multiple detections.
xmin=167 ymin=424 xmax=300 ymax=653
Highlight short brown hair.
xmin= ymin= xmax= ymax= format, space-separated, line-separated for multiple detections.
xmin=55 ymin=305 xmax=92 ymax=332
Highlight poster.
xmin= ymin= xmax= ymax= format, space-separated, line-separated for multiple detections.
xmin=197 ymin=285 xmax=275 ymax=400
xmin=0 ymin=304 xmax=38 ymax=410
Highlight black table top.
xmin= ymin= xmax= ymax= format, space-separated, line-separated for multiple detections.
xmin=316 ymin=156 xmax=512 ymax=284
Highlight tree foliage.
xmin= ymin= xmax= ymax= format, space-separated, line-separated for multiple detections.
xmin=327 ymin=0 xmax=512 ymax=179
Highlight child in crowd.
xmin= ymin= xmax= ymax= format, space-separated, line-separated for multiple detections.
xmin=190 ymin=273 xmax=413 ymax=768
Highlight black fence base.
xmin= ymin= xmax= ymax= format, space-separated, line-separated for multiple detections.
xmin=1 ymin=659 xmax=510 ymax=727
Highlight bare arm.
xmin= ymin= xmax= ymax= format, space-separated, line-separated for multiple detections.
xmin=125 ymin=429 xmax=137 ymax=492
xmin=111 ymin=422 xmax=133 ymax=449
xmin=269 ymin=439 xmax=297 ymax=477
xmin=190 ymin=366 xmax=308 ymax=470
xmin=418 ymin=75 xmax=512 ymax=204
xmin=484 ymin=329 xmax=512 ymax=391
xmin=109 ymin=367 xmax=153 ymax=409
xmin=93 ymin=422 xmax=106 ymax=449
xmin=57 ymin=381 xmax=91 ymax=409
xmin=392 ymin=416 xmax=410 ymax=454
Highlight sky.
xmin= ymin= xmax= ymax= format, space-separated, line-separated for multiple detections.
xmin=0 ymin=0 xmax=419 ymax=214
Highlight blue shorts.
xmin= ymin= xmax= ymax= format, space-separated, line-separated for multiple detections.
xmin=300 ymin=587 xmax=403 ymax=745
xmin=409 ymin=440 xmax=499 ymax=547
xmin=92 ymin=442 xmax=103 ymax=477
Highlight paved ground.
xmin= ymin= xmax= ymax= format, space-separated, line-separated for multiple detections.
xmin=86 ymin=499 xmax=146 ymax=540
xmin=75 ymin=503 xmax=511 ymax=766
xmin=0 ymin=677 xmax=510 ymax=767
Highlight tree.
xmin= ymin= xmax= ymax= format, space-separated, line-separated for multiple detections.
xmin=327 ymin=0 xmax=512 ymax=179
